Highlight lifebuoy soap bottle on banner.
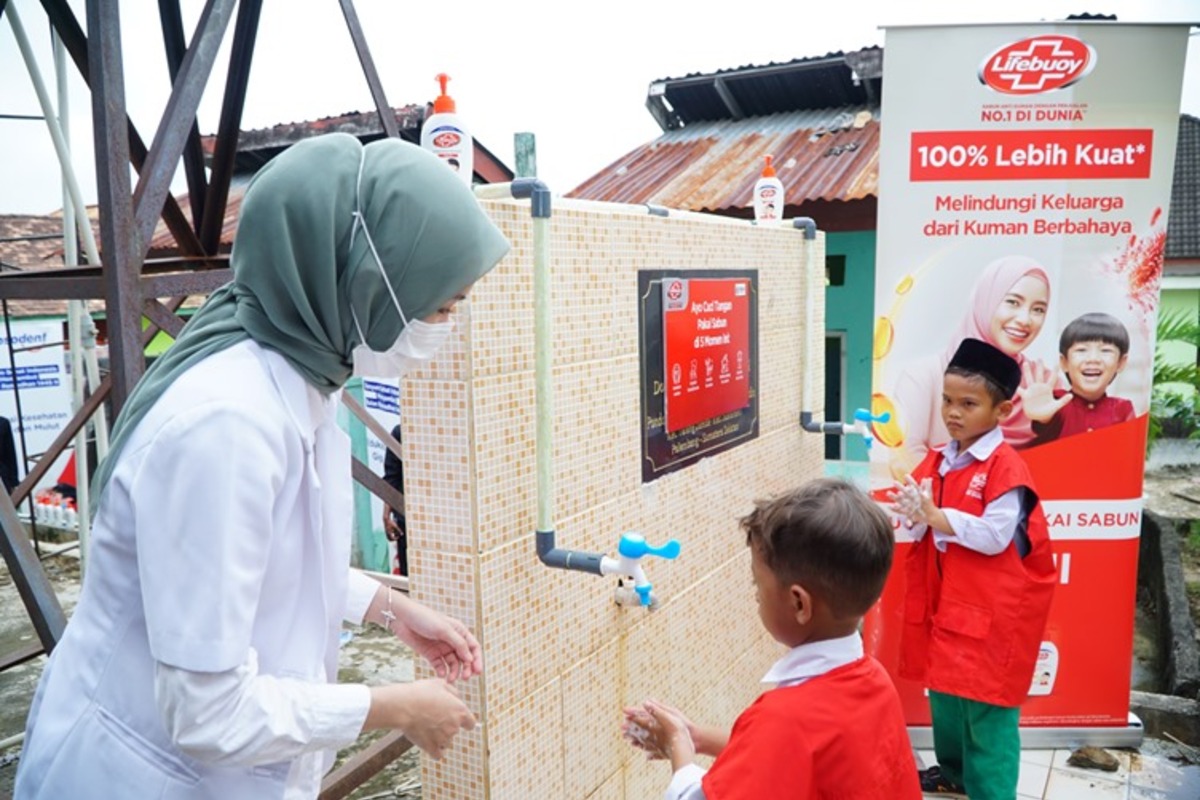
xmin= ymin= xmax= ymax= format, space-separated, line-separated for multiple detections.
xmin=1028 ymin=640 xmax=1059 ymax=696
xmin=753 ymin=155 xmax=784 ymax=224
xmin=420 ymin=73 xmax=473 ymax=185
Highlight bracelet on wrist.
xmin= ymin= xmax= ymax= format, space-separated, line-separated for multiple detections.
xmin=380 ymin=588 xmax=398 ymax=633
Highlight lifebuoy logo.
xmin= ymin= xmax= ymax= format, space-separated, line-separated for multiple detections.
xmin=663 ymin=278 xmax=688 ymax=311
xmin=979 ymin=35 xmax=1096 ymax=95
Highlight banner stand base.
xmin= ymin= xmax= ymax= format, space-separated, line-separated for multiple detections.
xmin=908 ymin=713 xmax=1144 ymax=750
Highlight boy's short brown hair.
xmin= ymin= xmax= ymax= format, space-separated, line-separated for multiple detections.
xmin=741 ymin=478 xmax=894 ymax=619
xmin=1058 ymin=312 xmax=1130 ymax=356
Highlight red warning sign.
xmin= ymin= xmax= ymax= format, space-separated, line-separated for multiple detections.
xmin=663 ymin=278 xmax=751 ymax=433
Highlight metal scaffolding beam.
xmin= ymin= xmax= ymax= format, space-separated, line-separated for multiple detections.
xmin=88 ymin=0 xmax=143 ymax=412
xmin=201 ymin=0 xmax=263 ymax=253
xmin=1 ymin=1 xmax=417 ymax=785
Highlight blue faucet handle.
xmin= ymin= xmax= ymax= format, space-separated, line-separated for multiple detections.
xmin=618 ymin=533 xmax=682 ymax=561
xmin=853 ymin=408 xmax=891 ymax=425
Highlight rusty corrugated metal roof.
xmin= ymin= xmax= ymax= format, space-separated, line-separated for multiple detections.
xmin=568 ymin=107 xmax=879 ymax=213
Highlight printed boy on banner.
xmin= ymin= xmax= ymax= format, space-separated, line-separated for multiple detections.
xmin=1026 ymin=312 xmax=1135 ymax=445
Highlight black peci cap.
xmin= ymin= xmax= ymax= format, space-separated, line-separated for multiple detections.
xmin=948 ymin=337 xmax=1021 ymax=398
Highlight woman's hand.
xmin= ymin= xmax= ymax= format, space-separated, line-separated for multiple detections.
xmin=364 ymin=679 xmax=475 ymax=759
xmin=1018 ymin=360 xmax=1072 ymax=423
xmin=371 ymin=588 xmax=483 ymax=682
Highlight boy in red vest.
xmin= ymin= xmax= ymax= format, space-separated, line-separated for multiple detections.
xmin=622 ymin=478 xmax=921 ymax=800
xmin=891 ymin=337 xmax=1057 ymax=799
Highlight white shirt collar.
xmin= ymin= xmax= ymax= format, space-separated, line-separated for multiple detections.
xmin=761 ymin=631 xmax=864 ymax=687
xmin=939 ymin=424 xmax=1004 ymax=470
xmin=256 ymin=342 xmax=340 ymax=442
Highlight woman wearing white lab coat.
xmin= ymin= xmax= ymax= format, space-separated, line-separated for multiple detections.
xmin=14 ymin=134 xmax=509 ymax=799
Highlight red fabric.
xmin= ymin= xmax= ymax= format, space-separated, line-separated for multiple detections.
xmin=1020 ymin=414 xmax=1146 ymax=500
xmin=1030 ymin=391 xmax=1135 ymax=444
xmin=55 ymin=451 xmax=77 ymax=489
xmin=899 ymin=444 xmax=1057 ymax=707
xmin=701 ymin=657 xmax=921 ymax=800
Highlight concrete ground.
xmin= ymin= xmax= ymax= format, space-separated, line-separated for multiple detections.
xmin=916 ymin=742 xmax=1200 ymax=799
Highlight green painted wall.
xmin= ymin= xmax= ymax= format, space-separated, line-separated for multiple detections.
xmin=825 ymin=230 xmax=877 ymax=462
xmin=342 ymin=377 xmax=390 ymax=573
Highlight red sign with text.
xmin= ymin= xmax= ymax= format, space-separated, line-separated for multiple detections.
xmin=910 ymin=129 xmax=1153 ymax=181
xmin=663 ymin=278 xmax=750 ymax=433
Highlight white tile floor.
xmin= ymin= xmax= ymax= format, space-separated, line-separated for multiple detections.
xmin=916 ymin=740 xmax=1200 ymax=799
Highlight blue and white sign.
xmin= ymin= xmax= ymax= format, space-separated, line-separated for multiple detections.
xmin=0 ymin=321 xmax=73 ymax=486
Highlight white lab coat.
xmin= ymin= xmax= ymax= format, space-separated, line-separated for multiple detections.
xmin=15 ymin=340 xmax=377 ymax=799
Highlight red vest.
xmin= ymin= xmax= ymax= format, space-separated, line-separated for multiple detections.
xmin=702 ymin=656 xmax=922 ymax=800
xmin=898 ymin=443 xmax=1057 ymax=707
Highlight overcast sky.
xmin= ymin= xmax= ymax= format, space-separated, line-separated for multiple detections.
xmin=0 ymin=0 xmax=1197 ymax=215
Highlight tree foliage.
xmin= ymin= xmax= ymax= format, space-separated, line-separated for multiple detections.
xmin=1149 ymin=307 xmax=1200 ymax=445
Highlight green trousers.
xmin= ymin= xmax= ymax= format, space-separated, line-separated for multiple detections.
xmin=929 ymin=690 xmax=1020 ymax=800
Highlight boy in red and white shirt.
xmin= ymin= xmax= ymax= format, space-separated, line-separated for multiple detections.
xmin=892 ymin=337 xmax=1057 ymax=799
xmin=622 ymin=479 xmax=921 ymax=800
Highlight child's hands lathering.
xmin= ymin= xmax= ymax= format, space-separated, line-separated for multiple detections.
xmin=622 ymin=699 xmax=698 ymax=770
xmin=889 ymin=476 xmax=933 ymax=527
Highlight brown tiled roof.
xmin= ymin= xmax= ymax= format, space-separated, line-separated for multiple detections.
xmin=142 ymin=106 xmax=516 ymax=259
xmin=202 ymin=106 xmax=427 ymax=156
xmin=145 ymin=185 xmax=244 ymax=257
xmin=1 ymin=213 xmax=209 ymax=320
xmin=0 ymin=215 xmax=94 ymax=318
xmin=199 ymin=106 xmax=513 ymax=185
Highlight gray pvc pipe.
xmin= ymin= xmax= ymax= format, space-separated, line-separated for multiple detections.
xmin=796 ymin=217 xmax=828 ymax=432
xmin=472 ymin=181 xmax=607 ymax=573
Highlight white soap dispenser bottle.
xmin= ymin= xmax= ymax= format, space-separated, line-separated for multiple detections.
xmin=420 ymin=73 xmax=473 ymax=186
xmin=753 ymin=154 xmax=785 ymax=224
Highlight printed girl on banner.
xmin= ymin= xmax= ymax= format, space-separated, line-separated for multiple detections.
xmin=888 ymin=255 xmax=1058 ymax=475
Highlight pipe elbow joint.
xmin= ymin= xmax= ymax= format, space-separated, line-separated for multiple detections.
xmin=536 ymin=530 xmax=604 ymax=575
xmin=510 ymin=178 xmax=552 ymax=218
xmin=792 ymin=216 xmax=817 ymax=240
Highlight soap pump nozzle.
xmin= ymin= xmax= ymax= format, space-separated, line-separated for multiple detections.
xmin=432 ymin=73 xmax=456 ymax=113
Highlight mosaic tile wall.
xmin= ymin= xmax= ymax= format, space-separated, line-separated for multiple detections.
xmin=401 ymin=198 xmax=827 ymax=799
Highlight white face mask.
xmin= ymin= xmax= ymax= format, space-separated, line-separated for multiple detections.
xmin=352 ymin=317 xmax=455 ymax=379
xmin=348 ymin=153 xmax=456 ymax=380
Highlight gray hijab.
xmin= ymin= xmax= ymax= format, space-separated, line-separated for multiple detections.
xmin=90 ymin=133 xmax=510 ymax=502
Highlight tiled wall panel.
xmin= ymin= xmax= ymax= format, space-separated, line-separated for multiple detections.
xmin=407 ymin=201 xmax=826 ymax=798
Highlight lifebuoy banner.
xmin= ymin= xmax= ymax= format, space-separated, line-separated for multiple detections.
xmin=865 ymin=22 xmax=1190 ymax=728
